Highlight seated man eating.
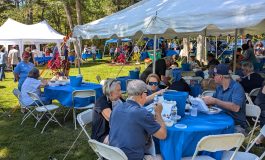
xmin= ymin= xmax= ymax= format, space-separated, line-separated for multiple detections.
xmin=202 ymin=64 xmax=247 ymax=134
xmin=109 ymin=80 xmax=167 ymax=160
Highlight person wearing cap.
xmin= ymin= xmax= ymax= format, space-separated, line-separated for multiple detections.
xmin=202 ymin=64 xmax=247 ymax=134
xmin=8 ymin=45 xmax=20 ymax=71
xmin=25 ymin=46 xmax=35 ymax=64
xmin=14 ymin=51 xmax=34 ymax=90
xmin=109 ymin=80 xmax=166 ymax=160
xmin=189 ymin=53 xmax=201 ymax=69
xmin=140 ymin=56 xmax=173 ymax=85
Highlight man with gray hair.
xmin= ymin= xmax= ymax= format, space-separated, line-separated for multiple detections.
xmin=238 ymin=62 xmax=264 ymax=93
xmin=140 ymin=56 xmax=173 ymax=85
xmin=109 ymin=80 xmax=167 ymax=160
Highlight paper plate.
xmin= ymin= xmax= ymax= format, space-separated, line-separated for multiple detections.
xmin=174 ymin=124 xmax=187 ymax=129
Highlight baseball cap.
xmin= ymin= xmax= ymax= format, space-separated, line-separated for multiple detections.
xmin=22 ymin=51 xmax=30 ymax=58
xmin=214 ymin=64 xmax=229 ymax=75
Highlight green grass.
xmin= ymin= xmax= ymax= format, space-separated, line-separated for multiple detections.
xmin=0 ymin=58 xmax=144 ymax=160
xmin=0 ymin=58 xmax=264 ymax=160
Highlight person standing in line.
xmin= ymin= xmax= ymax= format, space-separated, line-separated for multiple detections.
xmin=0 ymin=46 xmax=7 ymax=81
xmin=8 ymin=45 xmax=20 ymax=71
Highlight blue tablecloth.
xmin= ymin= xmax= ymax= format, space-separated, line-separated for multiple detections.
xmin=140 ymin=52 xmax=149 ymax=61
xmin=68 ymin=55 xmax=75 ymax=62
xmin=160 ymin=112 xmax=234 ymax=160
xmin=44 ymin=83 xmax=103 ymax=107
xmin=34 ymin=56 xmax=52 ymax=64
xmin=82 ymin=53 xmax=102 ymax=59
xmin=166 ymin=50 xmax=179 ymax=56
xmin=116 ymin=76 xmax=130 ymax=92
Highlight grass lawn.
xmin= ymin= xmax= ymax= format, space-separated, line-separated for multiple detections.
xmin=0 ymin=58 xmax=144 ymax=160
xmin=0 ymin=58 xmax=264 ymax=160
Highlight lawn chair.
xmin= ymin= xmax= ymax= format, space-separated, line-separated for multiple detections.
xmin=27 ymin=92 xmax=62 ymax=134
xmin=182 ymin=133 xmax=245 ymax=160
xmin=245 ymin=125 xmax=265 ymax=160
xmin=245 ymin=104 xmax=261 ymax=148
xmin=13 ymin=89 xmax=38 ymax=125
xmin=64 ymin=90 xmax=96 ymax=130
xmin=63 ymin=109 xmax=101 ymax=160
xmin=88 ymin=139 xmax=128 ymax=160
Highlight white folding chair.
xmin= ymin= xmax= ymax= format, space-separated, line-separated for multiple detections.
xmin=245 ymin=125 xmax=265 ymax=160
xmin=88 ymin=139 xmax=128 ymax=160
xmin=63 ymin=109 xmax=101 ymax=160
xmin=201 ymin=90 xmax=215 ymax=97
xmin=246 ymin=88 xmax=261 ymax=105
xmin=27 ymin=92 xmax=62 ymax=134
xmin=182 ymin=133 xmax=245 ymax=160
xmin=64 ymin=90 xmax=96 ymax=130
xmin=245 ymin=104 xmax=261 ymax=148
xmin=13 ymin=89 xmax=38 ymax=125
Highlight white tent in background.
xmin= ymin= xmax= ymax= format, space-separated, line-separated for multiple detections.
xmin=73 ymin=0 xmax=265 ymax=73
xmin=0 ymin=18 xmax=64 ymax=55
xmin=73 ymin=0 xmax=265 ymax=39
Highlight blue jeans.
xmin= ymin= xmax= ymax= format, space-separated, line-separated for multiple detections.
xmin=0 ymin=64 xmax=5 ymax=81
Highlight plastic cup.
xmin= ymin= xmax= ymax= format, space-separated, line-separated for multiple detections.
xmin=191 ymin=107 xmax=198 ymax=117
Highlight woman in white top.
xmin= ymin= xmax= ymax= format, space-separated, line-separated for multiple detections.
xmin=21 ymin=68 xmax=51 ymax=106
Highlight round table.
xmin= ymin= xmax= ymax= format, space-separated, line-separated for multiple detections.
xmin=159 ymin=112 xmax=234 ymax=160
xmin=44 ymin=83 xmax=103 ymax=107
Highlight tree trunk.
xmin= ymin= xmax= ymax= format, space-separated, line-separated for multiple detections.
xmin=62 ymin=0 xmax=81 ymax=74
xmin=75 ymin=0 xmax=82 ymax=25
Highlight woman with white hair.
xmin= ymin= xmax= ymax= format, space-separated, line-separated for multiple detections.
xmin=91 ymin=79 xmax=123 ymax=144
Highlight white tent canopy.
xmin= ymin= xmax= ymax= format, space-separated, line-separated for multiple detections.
xmin=73 ymin=0 xmax=265 ymax=39
xmin=0 ymin=18 xmax=64 ymax=54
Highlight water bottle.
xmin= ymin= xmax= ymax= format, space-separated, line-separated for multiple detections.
xmin=170 ymin=102 xmax=178 ymax=123
xmin=154 ymin=95 xmax=159 ymax=104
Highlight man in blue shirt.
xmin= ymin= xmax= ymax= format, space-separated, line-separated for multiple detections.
xmin=14 ymin=52 xmax=34 ymax=90
xmin=109 ymin=80 xmax=167 ymax=160
xmin=203 ymin=64 xmax=247 ymax=134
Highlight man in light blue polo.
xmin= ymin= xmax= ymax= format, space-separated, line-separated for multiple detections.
xmin=203 ymin=64 xmax=247 ymax=133
xmin=109 ymin=80 xmax=167 ymax=160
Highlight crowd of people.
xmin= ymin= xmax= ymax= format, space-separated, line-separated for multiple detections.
xmin=89 ymin=40 xmax=265 ymax=159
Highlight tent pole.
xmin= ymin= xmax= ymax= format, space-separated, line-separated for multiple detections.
xmin=233 ymin=29 xmax=238 ymax=74
xmin=215 ymin=36 xmax=218 ymax=59
xmin=153 ymin=34 xmax=157 ymax=74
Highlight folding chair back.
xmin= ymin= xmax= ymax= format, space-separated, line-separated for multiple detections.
xmin=249 ymin=88 xmax=261 ymax=97
xmin=191 ymin=133 xmax=245 ymax=160
xmin=201 ymin=90 xmax=215 ymax=97
xmin=27 ymin=92 xmax=44 ymax=106
xmin=77 ymin=109 xmax=93 ymax=139
xmin=72 ymin=90 xmax=96 ymax=104
xmin=13 ymin=89 xmax=26 ymax=107
xmin=245 ymin=125 xmax=265 ymax=160
xmin=88 ymin=139 xmax=128 ymax=160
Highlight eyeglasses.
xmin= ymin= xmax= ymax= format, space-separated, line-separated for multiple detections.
xmin=143 ymin=91 xmax=148 ymax=94
xmin=148 ymin=82 xmax=159 ymax=86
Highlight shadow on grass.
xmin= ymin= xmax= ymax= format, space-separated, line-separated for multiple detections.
xmin=0 ymin=86 xmax=6 ymax=89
